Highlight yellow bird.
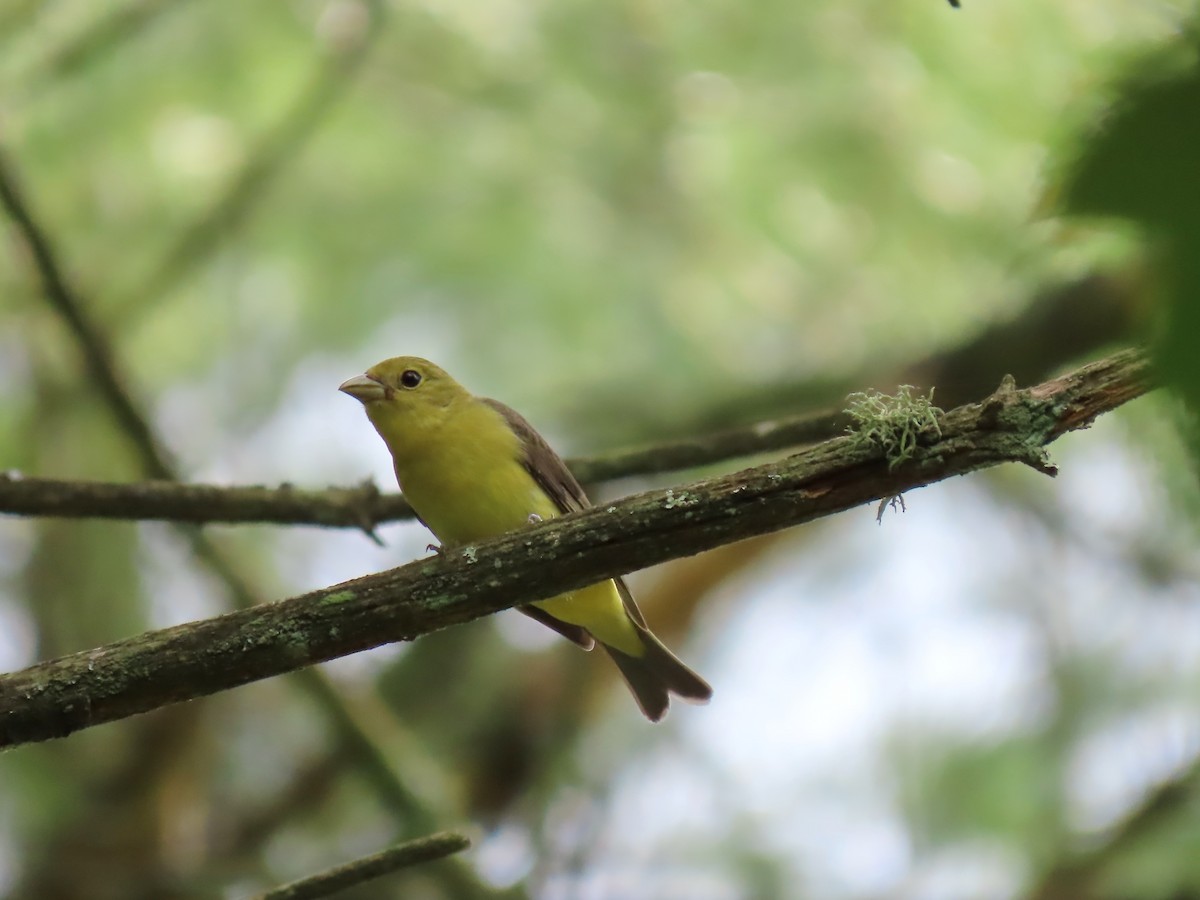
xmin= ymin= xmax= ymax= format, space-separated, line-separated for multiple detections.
xmin=340 ymin=356 xmax=711 ymax=721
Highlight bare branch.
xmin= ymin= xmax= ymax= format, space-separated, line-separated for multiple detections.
xmin=0 ymin=475 xmax=409 ymax=532
xmin=0 ymin=145 xmax=177 ymax=477
xmin=0 ymin=272 xmax=1138 ymax=531
xmin=255 ymin=831 xmax=471 ymax=900
xmin=0 ymin=410 xmax=844 ymax=529
xmin=0 ymin=349 xmax=1153 ymax=748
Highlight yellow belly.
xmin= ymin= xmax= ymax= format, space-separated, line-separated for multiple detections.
xmin=398 ymin=451 xmax=554 ymax=546
xmin=388 ymin=400 xmax=643 ymax=657
xmin=534 ymin=580 xmax=640 ymax=655
xmin=397 ymin=445 xmax=639 ymax=655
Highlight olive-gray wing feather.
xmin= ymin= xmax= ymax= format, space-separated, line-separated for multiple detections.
xmin=481 ymin=397 xmax=595 ymax=650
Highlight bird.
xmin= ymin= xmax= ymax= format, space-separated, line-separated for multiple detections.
xmin=339 ymin=356 xmax=712 ymax=721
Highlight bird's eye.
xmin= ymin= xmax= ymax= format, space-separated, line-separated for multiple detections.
xmin=400 ymin=369 xmax=422 ymax=389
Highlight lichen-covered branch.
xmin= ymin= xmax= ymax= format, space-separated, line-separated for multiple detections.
xmin=0 ymin=349 xmax=1152 ymax=748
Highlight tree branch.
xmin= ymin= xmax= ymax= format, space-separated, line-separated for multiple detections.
xmin=0 ymin=474 xmax=410 ymax=531
xmin=255 ymin=831 xmax=471 ymax=900
xmin=0 ymin=349 xmax=1152 ymax=748
xmin=0 ymin=410 xmax=843 ymax=530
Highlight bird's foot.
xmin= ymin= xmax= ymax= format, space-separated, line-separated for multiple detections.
xmin=527 ymin=513 xmax=543 ymax=525
xmin=426 ymin=543 xmax=443 ymax=556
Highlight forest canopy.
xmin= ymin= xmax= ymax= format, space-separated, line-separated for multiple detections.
xmin=2 ymin=1 xmax=1199 ymax=898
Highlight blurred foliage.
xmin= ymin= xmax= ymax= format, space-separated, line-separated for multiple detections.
xmin=3 ymin=1 xmax=1200 ymax=898
xmin=1054 ymin=35 xmax=1200 ymax=426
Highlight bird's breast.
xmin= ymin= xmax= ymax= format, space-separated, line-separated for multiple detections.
xmin=394 ymin=408 xmax=557 ymax=546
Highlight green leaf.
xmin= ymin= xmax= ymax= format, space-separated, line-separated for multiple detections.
xmin=1057 ymin=38 xmax=1200 ymax=411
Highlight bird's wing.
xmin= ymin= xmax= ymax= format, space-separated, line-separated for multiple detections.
xmin=482 ymin=396 xmax=651 ymax=633
xmin=518 ymin=604 xmax=594 ymax=649
xmin=482 ymin=396 xmax=600 ymax=648
xmin=481 ymin=397 xmax=597 ymax=649
xmin=480 ymin=398 xmax=591 ymax=514
xmin=613 ymin=575 xmax=649 ymax=629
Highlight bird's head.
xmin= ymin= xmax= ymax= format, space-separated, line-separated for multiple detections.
xmin=339 ymin=356 xmax=470 ymax=448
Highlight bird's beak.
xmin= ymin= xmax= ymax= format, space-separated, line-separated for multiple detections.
xmin=339 ymin=374 xmax=387 ymax=403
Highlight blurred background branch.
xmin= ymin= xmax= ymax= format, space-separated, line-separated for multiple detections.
xmin=0 ymin=147 xmax=178 ymax=477
xmin=23 ymin=0 xmax=194 ymax=89
xmin=111 ymin=0 xmax=387 ymax=321
xmin=1028 ymin=758 xmax=1200 ymax=900
xmin=256 ymin=830 xmax=471 ymax=900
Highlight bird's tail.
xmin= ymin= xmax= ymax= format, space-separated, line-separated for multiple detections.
xmin=602 ymin=626 xmax=712 ymax=722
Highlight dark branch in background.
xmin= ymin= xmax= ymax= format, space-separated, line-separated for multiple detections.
xmin=0 ymin=147 xmax=177 ymax=478
xmin=576 ymin=408 xmax=844 ymax=481
xmin=0 ymin=127 xmax=448 ymax=833
xmin=0 ymin=0 xmax=42 ymax=56
xmin=589 ymin=271 xmax=1135 ymax=447
xmin=901 ymin=273 xmax=1135 ymax=407
xmin=1026 ymin=754 xmax=1200 ymax=900
xmin=255 ymin=831 xmax=471 ymax=900
xmin=0 ymin=349 xmax=1152 ymax=748
xmin=227 ymin=753 xmax=345 ymax=857
xmin=112 ymin=0 xmax=385 ymax=320
xmin=0 ymin=474 xmax=402 ymax=530
xmin=27 ymin=0 xmax=191 ymax=86
xmin=0 ymin=409 xmax=844 ymax=530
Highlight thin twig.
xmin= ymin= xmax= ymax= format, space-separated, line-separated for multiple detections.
xmin=255 ymin=831 xmax=471 ymax=900
xmin=610 ymin=273 xmax=1133 ymax=447
xmin=0 ymin=349 xmax=1153 ymax=747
